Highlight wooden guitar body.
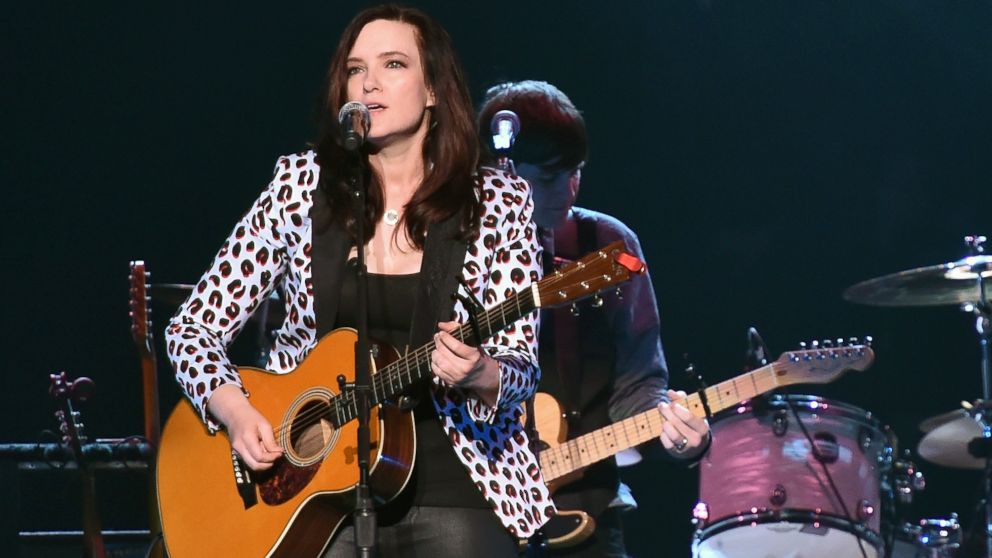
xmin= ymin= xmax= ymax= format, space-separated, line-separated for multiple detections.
xmin=157 ymin=329 xmax=415 ymax=558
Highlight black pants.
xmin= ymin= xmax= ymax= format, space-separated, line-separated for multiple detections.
xmin=323 ymin=505 xmax=519 ymax=558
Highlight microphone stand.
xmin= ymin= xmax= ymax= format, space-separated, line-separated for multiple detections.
xmin=343 ymin=151 xmax=377 ymax=558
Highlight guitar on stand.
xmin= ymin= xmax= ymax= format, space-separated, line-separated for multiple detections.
xmin=129 ymin=260 xmax=165 ymax=557
xmin=49 ymin=372 xmax=107 ymax=558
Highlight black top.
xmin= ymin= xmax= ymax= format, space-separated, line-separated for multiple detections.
xmin=336 ymin=268 xmax=489 ymax=509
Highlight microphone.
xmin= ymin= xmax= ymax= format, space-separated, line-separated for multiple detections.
xmin=338 ymin=101 xmax=371 ymax=151
xmin=490 ymin=110 xmax=520 ymax=152
xmin=746 ymin=326 xmax=769 ymax=368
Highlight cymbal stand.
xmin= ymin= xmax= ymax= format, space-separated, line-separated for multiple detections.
xmin=962 ymin=235 xmax=991 ymax=557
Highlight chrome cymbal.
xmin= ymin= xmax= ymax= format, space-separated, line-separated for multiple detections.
xmin=917 ymin=410 xmax=985 ymax=470
xmin=843 ymin=255 xmax=992 ymax=307
xmin=919 ymin=408 xmax=972 ymax=433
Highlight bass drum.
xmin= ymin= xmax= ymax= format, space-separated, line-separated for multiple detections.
xmin=693 ymin=395 xmax=895 ymax=558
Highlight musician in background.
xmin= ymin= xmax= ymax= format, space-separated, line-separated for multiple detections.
xmin=165 ymin=7 xmax=553 ymax=556
xmin=478 ymin=81 xmax=711 ymax=557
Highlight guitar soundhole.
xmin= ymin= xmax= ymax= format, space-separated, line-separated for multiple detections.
xmin=284 ymin=394 xmax=339 ymax=467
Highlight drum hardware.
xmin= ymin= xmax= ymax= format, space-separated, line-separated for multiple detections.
xmin=891 ymin=455 xmax=926 ymax=505
xmin=770 ymin=485 xmax=788 ymax=507
xmin=772 ymin=410 xmax=789 ymax=436
xmin=858 ymin=500 xmax=876 ymax=523
xmin=812 ymin=432 xmax=840 ymax=464
xmin=845 ymin=234 xmax=992 ymax=558
xmin=859 ymin=426 xmax=877 ymax=453
xmin=888 ymin=515 xmax=961 ymax=558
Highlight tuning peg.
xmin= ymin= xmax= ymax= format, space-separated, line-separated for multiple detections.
xmin=590 ymin=294 xmax=604 ymax=308
xmin=810 ymin=340 xmax=820 ymax=349
xmin=822 ymin=339 xmax=833 ymax=348
xmin=570 ymin=303 xmax=580 ymax=317
xmin=965 ymin=235 xmax=987 ymax=254
xmin=836 ymin=338 xmax=845 ymax=347
xmin=848 ymin=337 xmax=859 ymax=346
xmin=615 ymin=287 xmax=623 ymax=301
xmin=864 ymin=335 xmax=873 ymax=347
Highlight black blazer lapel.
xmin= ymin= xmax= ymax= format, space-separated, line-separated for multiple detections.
xmin=310 ymin=188 xmax=351 ymax=338
xmin=409 ymin=214 xmax=468 ymax=348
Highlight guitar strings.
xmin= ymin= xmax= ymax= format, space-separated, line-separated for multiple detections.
xmin=269 ymin=304 xmax=501 ymax=442
xmin=268 ymin=263 xmax=585 ymax=448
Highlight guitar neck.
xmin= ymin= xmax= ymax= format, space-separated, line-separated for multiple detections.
xmin=139 ymin=349 xmax=161 ymax=448
xmin=327 ymin=285 xmax=539 ymax=427
xmin=539 ymin=363 xmax=783 ymax=482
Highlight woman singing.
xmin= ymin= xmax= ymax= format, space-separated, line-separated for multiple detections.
xmin=165 ymin=5 xmax=552 ymax=556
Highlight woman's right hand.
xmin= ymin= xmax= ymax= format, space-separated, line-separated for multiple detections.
xmin=207 ymin=384 xmax=284 ymax=471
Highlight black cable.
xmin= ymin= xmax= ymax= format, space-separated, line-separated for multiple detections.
xmin=143 ymin=532 xmax=164 ymax=558
xmin=782 ymin=391 xmax=871 ymax=558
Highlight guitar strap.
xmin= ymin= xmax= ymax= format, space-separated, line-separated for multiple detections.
xmin=553 ymin=215 xmax=599 ymax=419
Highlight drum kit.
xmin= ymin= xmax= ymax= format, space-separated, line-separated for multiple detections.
xmin=693 ymin=235 xmax=992 ymax=558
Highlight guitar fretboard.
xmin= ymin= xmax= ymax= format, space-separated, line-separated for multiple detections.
xmin=539 ymin=363 xmax=783 ymax=481
xmin=326 ymin=286 xmax=538 ymax=428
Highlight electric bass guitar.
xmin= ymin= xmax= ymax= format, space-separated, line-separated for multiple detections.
xmin=528 ymin=342 xmax=876 ymax=548
xmin=156 ymin=240 xmax=645 ymax=558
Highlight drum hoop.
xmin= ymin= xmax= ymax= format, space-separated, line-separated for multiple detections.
xmin=695 ymin=508 xmax=882 ymax=550
xmin=712 ymin=394 xmax=891 ymax=436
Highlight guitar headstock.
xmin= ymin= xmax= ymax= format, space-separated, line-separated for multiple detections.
xmin=535 ymin=240 xmax=645 ymax=308
xmin=129 ymin=260 xmax=153 ymax=355
xmin=774 ymin=338 xmax=875 ymax=387
xmin=49 ymin=372 xmax=96 ymax=457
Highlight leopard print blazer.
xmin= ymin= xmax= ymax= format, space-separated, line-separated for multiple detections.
xmin=165 ymin=150 xmax=555 ymax=537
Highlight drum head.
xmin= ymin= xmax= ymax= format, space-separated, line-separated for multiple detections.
xmin=695 ymin=521 xmax=879 ymax=558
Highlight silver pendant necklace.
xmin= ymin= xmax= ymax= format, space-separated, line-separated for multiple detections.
xmin=383 ymin=209 xmax=400 ymax=226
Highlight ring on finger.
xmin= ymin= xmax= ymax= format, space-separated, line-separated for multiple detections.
xmin=674 ymin=437 xmax=689 ymax=452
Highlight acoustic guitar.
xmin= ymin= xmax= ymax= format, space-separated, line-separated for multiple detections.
xmin=156 ymin=240 xmax=645 ymax=558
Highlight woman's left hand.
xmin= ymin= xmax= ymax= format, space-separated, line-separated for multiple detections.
xmin=431 ymin=321 xmax=500 ymax=406
xmin=659 ymin=389 xmax=711 ymax=459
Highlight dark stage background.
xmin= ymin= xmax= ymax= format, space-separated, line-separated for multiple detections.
xmin=3 ymin=1 xmax=990 ymax=556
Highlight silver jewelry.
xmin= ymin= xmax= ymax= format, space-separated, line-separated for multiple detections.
xmin=674 ymin=437 xmax=689 ymax=452
xmin=383 ymin=209 xmax=400 ymax=226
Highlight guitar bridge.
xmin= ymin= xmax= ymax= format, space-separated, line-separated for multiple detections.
xmin=231 ymin=450 xmax=258 ymax=509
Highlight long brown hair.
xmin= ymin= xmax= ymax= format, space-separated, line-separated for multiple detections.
xmin=315 ymin=4 xmax=480 ymax=247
